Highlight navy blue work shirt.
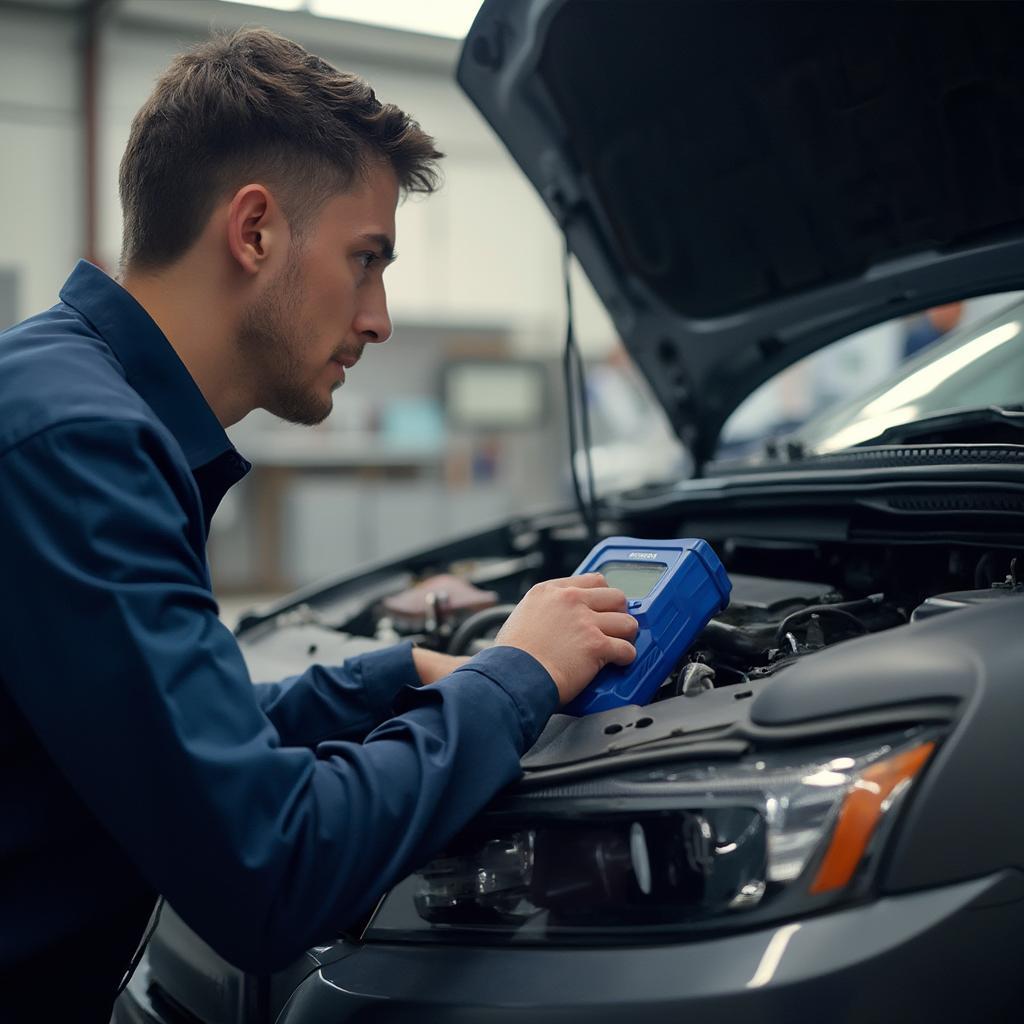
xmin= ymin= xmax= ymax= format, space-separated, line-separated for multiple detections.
xmin=0 ymin=261 xmax=558 ymax=1019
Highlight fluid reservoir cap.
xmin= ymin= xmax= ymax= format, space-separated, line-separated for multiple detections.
xmin=381 ymin=574 xmax=498 ymax=632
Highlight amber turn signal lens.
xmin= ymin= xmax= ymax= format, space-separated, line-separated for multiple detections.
xmin=810 ymin=741 xmax=935 ymax=895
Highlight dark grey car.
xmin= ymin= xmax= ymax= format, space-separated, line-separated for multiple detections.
xmin=116 ymin=2 xmax=1024 ymax=1021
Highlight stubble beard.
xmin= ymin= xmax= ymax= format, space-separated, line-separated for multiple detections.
xmin=236 ymin=259 xmax=334 ymax=427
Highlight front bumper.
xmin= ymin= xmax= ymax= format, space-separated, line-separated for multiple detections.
xmin=277 ymin=871 xmax=1024 ymax=1023
xmin=114 ymin=871 xmax=1024 ymax=1023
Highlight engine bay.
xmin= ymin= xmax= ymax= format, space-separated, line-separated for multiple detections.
xmin=369 ymin=545 xmax=1023 ymax=708
xmin=236 ymin=520 xmax=1024 ymax=740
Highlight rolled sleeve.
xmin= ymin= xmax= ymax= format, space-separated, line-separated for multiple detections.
xmin=452 ymin=646 xmax=559 ymax=750
xmin=355 ymin=641 xmax=422 ymax=717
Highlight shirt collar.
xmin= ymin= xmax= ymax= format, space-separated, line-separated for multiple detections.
xmin=58 ymin=260 xmax=245 ymax=474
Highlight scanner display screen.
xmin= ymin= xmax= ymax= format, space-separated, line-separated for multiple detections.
xmin=597 ymin=561 xmax=667 ymax=600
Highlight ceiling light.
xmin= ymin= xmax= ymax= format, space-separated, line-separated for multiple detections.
xmin=308 ymin=0 xmax=482 ymax=39
xmin=218 ymin=0 xmax=305 ymax=10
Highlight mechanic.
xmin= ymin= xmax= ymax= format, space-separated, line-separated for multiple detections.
xmin=0 ymin=28 xmax=638 ymax=1022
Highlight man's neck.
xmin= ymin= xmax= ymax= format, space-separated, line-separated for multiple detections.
xmin=120 ymin=262 xmax=255 ymax=428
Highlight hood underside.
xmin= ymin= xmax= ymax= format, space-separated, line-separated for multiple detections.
xmin=457 ymin=0 xmax=1024 ymax=463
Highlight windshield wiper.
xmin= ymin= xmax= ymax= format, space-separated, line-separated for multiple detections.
xmin=857 ymin=405 xmax=1024 ymax=447
xmin=760 ymin=437 xmax=807 ymax=463
xmin=724 ymin=406 xmax=1024 ymax=469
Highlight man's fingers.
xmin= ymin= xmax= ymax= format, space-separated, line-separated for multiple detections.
xmin=564 ymin=572 xmax=607 ymax=589
xmin=580 ymin=587 xmax=628 ymax=612
xmin=602 ymin=636 xmax=638 ymax=667
xmin=596 ymin=611 xmax=639 ymax=640
xmin=537 ymin=573 xmax=609 ymax=593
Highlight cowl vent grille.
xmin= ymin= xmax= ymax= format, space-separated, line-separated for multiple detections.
xmin=715 ymin=445 xmax=1024 ymax=475
xmin=797 ymin=445 xmax=1024 ymax=469
xmin=886 ymin=493 xmax=1024 ymax=514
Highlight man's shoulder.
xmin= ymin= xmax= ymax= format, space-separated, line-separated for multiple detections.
xmin=0 ymin=302 xmax=153 ymax=456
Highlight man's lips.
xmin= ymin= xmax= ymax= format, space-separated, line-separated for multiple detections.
xmin=330 ymin=353 xmax=359 ymax=384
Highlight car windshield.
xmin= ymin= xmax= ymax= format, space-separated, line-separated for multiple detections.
xmin=794 ymin=299 xmax=1024 ymax=453
xmin=719 ymin=294 xmax=1024 ymax=458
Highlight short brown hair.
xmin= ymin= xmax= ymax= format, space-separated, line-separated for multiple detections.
xmin=118 ymin=28 xmax=443 ymax=270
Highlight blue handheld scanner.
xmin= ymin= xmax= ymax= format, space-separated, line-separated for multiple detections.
xmin=563 ymin=537 xmax=732 ymax=716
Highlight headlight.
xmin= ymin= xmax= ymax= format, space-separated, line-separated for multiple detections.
xmin=364 ymin=729 xmax=937 ymax=945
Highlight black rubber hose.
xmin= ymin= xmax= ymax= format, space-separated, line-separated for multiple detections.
xmin=448 ymin=604 xmax=517 ymax=656
xmin=701 ymin=595 xmax=888 ymax=658
xmin=699 ymin=619 xmax=778 ymax=658
xmin=773 ymin=604 xmax=871 ymax=647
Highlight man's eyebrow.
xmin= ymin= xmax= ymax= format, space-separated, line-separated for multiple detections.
xmin=356 ymin=233 xmax=397 ymax=262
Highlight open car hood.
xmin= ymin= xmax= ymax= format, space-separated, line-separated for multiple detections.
xmin=457 ymin=0 xmax=1024 ymax=464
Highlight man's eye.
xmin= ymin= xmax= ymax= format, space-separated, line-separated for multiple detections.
xmin=357 ymin=252 xmax=380 ymax=269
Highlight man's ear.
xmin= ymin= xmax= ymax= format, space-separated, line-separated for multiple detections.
xmin=225 ymin=184 xmax=288 ymax=275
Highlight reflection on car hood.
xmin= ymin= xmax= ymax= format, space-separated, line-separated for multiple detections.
xmin=457 ymin=0 xmax=1024 ymax=465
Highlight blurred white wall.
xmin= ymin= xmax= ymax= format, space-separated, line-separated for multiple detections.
xmin=0 ymin=7 xmax=83 ymax=318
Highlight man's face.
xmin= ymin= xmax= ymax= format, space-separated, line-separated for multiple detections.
xmin=238 ymin=166 xmax=399 ymax=425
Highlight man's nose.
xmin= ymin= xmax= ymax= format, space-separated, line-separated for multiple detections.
xmin=354 ymin=284 xmax=392 ymax=345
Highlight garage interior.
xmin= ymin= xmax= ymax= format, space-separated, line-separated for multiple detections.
xmin=0 ymin=0 xmax=657 ymax=612
xmin=0 ymin=0 xmax=1010 ymax=616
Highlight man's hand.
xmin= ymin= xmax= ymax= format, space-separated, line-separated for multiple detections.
xmin=412 ymin=647 xmax=470 ymax=685
xmin=493 ymin=574 xmax=637 ymax=705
